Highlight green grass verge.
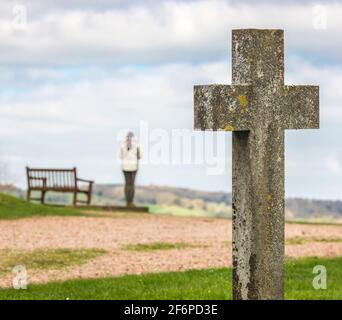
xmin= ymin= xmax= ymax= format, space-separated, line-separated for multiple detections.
xmin=286 ymin=220 xmax=342 ymax=226
xmin=124 ymin=242 xmax=198 ymax=251
xmin=149 ymin=205 xmax=231 ymax=218
xmin=0 ymin=257 xmax=340 ymax=300
xmin=0 ymin=193 xmax=84 ymax=219
xmin=0 ymin=248 xmax=107 ymax=275
xmin=149 ymin=205 xmax=220 ymax=217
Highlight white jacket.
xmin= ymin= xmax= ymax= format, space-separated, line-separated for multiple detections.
xmin=120 ymin=140 xmax=140 ymax=172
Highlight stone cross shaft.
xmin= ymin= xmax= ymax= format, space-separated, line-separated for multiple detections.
xmin=194 ymin=29 xmax=319 ymax=300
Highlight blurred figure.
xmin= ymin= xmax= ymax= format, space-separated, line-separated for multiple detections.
xmin=119 ymin=132 xmax=141 ymax=207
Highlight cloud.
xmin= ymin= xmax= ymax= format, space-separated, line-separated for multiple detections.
xmin=0 ymin=62 xmax=227 ymax=134
xmin=1 ymin=54 xmax=339 ymax=130
xmin=0 ymin=1 xmax=341 ymax=66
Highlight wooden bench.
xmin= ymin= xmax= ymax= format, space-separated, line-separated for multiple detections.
xmin=26 ymin=167 xmax=94 ymax=206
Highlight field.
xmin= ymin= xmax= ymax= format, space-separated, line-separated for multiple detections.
xmin=0 ymin=194 xmax=341 ymax=299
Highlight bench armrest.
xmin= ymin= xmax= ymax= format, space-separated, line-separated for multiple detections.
xmin=76 ymin=178 xmax=94 ymax=184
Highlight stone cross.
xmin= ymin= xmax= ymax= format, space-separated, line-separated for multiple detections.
xmin=194 ymin=29 xmax=319 ymax=300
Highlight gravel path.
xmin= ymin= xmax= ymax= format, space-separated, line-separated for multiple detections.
xmin=0 ymin=212 xmax=341 ymax=287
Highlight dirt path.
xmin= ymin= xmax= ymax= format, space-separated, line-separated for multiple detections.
xmin=0 ymin=213 xmax=341 ymax=287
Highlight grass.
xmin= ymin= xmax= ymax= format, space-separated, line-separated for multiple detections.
xmin=0 ymin=257 xmax=341 ymax=300
xmin=286 ymin=236 xmax=342 ymax=245
xmin=0 ymin=193 xmax=84 ymax=219
xmin=124 ymin=242 xmax=198 ymax=251
xmin=286 ymin=219 xmax=342 ymax=226
xmin=149 ymin=205 xmax=218 ymax=217
xmin=0 ymin=248 xmax=107 ymax=275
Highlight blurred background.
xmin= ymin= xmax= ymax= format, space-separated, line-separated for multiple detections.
xmin=0 ymin=0 xmax=341 ymax=222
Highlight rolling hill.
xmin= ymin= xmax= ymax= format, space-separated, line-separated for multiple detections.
xmin=1 ymin=183 xmax=342 ymax=222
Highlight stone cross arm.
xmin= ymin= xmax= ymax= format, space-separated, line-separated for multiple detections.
xmin=194 ymin=84 xmax=319 ymax=131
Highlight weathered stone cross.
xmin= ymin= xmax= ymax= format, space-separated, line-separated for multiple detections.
xmin=194 ymin=29 xmax=319 ymax=300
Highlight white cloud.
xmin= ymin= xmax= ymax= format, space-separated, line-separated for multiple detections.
xmin=0 ymin=1 xmax=341 ymax=66
xmin=0 ymin=62 xmax=227 ymax=133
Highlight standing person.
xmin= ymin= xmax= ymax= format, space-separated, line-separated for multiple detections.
xmin=119 ymin=132 xmax=141 ymax=207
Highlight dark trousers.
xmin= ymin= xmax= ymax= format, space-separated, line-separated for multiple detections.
xmin=123 ymin=170 xmax=137 ymax=205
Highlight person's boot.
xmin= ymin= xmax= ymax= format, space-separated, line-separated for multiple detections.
xmin=127 ymin=202 xmax=136 ymax=208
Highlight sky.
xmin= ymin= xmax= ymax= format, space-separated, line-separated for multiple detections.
xmin=0 ymin=0 xmax=341 ymax=199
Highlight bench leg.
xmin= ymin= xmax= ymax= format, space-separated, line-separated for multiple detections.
xmin=87 ymin=192 xmax=92 ymax=206
xmin=87 ymin=185 xmax=93 ymax=206
xmin=41 ymin=191 xmax=46 ymax=204
xmin=73 ymin=192 xmax=77 ymax=207
xmin=27 ymin=189 xmax=31 ymax=202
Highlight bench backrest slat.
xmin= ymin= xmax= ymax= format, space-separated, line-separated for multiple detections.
xmin=26 ymin=167 xmax=77 ymax=189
